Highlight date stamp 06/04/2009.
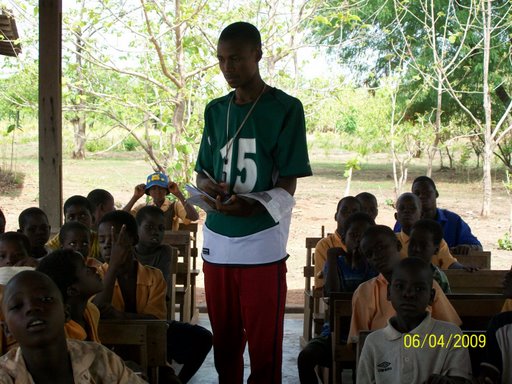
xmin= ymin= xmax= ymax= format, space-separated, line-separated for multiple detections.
xmin=403 ymin=333 xmax=486 ymax=349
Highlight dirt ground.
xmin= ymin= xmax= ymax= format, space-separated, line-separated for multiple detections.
xmin=1 ymin=147 xmax=511 ymax=307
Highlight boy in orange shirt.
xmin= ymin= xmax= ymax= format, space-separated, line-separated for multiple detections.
xmin=348 ymin=225 xmax=461 ymax=344
xmin=94 ymin=210 xmax=211 ymax=383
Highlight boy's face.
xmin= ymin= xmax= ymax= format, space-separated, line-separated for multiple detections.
xmin=408 ymin=229 xmax=438 ymax=264
xmin=21 ymin=214 xmax=51 ymax=248
xmin=412 ymin=181 xmax=437 ymax=212
xmin=345 ymin=221 xmax=372 ymax=256
xmin=394 ymin=196 xmax=421 ymax=230
xmin=388 ymin=265 xmax=435 ymax=318
xmin=61 ymin=229 xmax=90 ymax=259
xmin=335 ymin=200 xmax=361 ymax=229
xmin=71 ymin=256 xmax=103 ymax=298
xmin=95 ymin=198 xmax=115 ymax=225
xmin=217 ymin=39 xmax=261 ymax=89
xmin=97 ymin=221 xmax=135 ymax=262
xmin=0 ymin=239 xmax=29 ymax=267
xmin=148 ymin=186 xmax=168 ymax=206
xmin=65 ymin=205 xmax=92 ymax=228
xmin=360 ymin=232 xmax=401 ymax=275
xmin=2 ymin=273 xmax=66 ymax=348
xmin=359 ymin=199 xmax=378 ymax=220
xmin=138 ymin=214 xmax=165 ymax=247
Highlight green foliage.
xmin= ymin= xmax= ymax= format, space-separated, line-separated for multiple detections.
xmin=85 ymin=139 xmax=110 ymax=153
xmin=497 ymin=233 xmax=512 ymax=251
xmin=122 ymin=136 xmax=139 ymax=151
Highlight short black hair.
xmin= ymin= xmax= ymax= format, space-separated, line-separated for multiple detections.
xmin=87 ymin=189 xmax=114 ymax=211
xmin=391 ymin=257 xmax=433 ymax=286
xmin=37 ymin=249 xmax=82 ymax=302
xmin=356 ymin=192 xmax=377 ymax=206
xmin=396 ymin=192 xmax=421 ymax=208
xmin=341 ymin=212 xmax=375 ymax=238
xmin=361 ymin=225 xmax=396 ymax=244
xmin=58 ymin=221 xmax=90 ymax=244
xmin=412 ymin=176 xmax=437 ymax=193
xmin=135 ymin=205 xmax=164 ymax=226
xmin=0 ymin=232 xmax=31 ymax=254
xmin=98 ymin=210 xmax=139 ymax=243
xmin=335 ymin=196 xmax=362 ymax=214
xmin=411 ymin=219 xmax=443 ymax=247
xmin=63 ymin=195 xmax=93 ymax=215
xmin=219 ymin=22 xmax=262 ymax=48
xmin=18 ymin=207 xmax=49 ymax=230
xmin=2 ymin=271 xmax=64 ymax=308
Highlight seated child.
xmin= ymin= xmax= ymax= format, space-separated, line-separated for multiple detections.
xmin=18 ymin=207 xmax=51 ymax=259
xmin=0 ymin=209 xmax=5 ymax=234
xmin=0 ymin=232 xmax=37 ymax=267
xmin=408 ymin=219 xmax=451 ymax=293
xmin=94 ymin=210 xmax=211 ymax=383
xmin=87 ymin=189 xmax=115 ymax=230
xmin=37 ymin=249 xmax=103 ymax=343
xmin=394 ymin=192 xmax=469 ymax=270
xmin=357 ymin=257 xmax=472 ymax=384
xmin=478 ymin=270 xmax=512 ymax=384
xmin=298 ymin=212 xmax=376 ymax=384
xmin=59 ymin=222 xmax=91 ymax=260
xmin=314 ymin=196 xmax=362 ymax=290
xmin=0 ymin=270 xmax=145 ymax=383
xmin=47 ymin=196 xmax=101 ymax=260
xmin=349 ymin=225 xmax=461 ymax=344
xmin=134 ymin=206 xmax=174 ymax=290
xmin=123 ymin=172 xmax=199 ymax=231
xmin=356 ymin=192 xmax=378 ymax=221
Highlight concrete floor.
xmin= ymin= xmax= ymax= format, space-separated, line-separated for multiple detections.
xmin=184 ymin=313 xmax=353 ymax=384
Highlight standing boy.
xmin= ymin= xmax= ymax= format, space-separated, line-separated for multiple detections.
xmin=194 ymin=22 xmax=311 ymax=383
xmin=357 ymin=258 xmax=471 ymax=384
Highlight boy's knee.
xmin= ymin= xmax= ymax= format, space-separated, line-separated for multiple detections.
xmin=297 ymin=347 xmax=316 ymax=367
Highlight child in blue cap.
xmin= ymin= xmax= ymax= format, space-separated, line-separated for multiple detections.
xmin=123 ymin=172 xmax=198 ymax=230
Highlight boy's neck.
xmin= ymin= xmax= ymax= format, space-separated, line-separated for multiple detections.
xmin=234 ymin=77 xmax=266 ymax=105
xmin=135 ymin=242 xmax=159 ymax=255
xmin=31 ymin=246 xmax=47 ymax=259
xmin=422 ymin=207 xmax=437 ymax=220
xmin=402 ymin=225 xmax=412 ymax=236
xmin=21 ymin=336 xmax=74 ymax=383
xmin=390 ymin=311 xmax=428 ymax=333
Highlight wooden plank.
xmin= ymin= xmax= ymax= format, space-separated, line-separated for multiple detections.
xmin=39 ymin=0 xmax=62 ymax=229
xmin=452 ymin=251 xmax=491 ymax=269
xmin=445 ymin=269 xmax=508 ymax=293
xmin=447 ymin=293 xmax=505 ymax=330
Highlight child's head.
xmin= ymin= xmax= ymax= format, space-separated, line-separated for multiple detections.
xmin=97 ymin=210 xmax=138 ymax=262
xmin=2 ymin=270 xmax=67 ymax=348
xmin=18 ymin=207 xmax=51 ymax=249
xmin=37 ymin=249 xmax=103 ymax=303
xmin=59 ymin=221 xmax=91 ymax=258
xmin=411 ymin=176 xmax=438 ymax=213
xmin=86 ymin=189 xmax=115 ymax=227
xmin=0 ymin=209 xmax=5 ymax=233
xmin=136 ymin=206 xmax=165 ymax=247
xmin=145 ymin=172 xmax=170 ymax=206
xmin=387 ymin=257 xmax=435 ymax=319
xmin=0 ymin=232 xmax=31 ymax=267
xmin=217 ymin=22 xmax=262 ymax=89
xmin=360 ymin=225 xmax=401 ymax=276
xmin=341 ymin=212 xmax=376 ymax=257
xmin=408 ymin=219 xmax=443 ymax=264
xmin=356 ymin=192 xmax=378 ymax=220
xmin=394 ymin=192 xmax=422 ymax=233
xmin=335 ymin=196 xmax=362 ymax=233
xmin=63 ymin=195 xmax=94 ymax=228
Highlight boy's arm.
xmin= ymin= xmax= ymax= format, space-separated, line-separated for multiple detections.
xmin=169 ymin=182 xmax=199 ymax=221
xmin=122 ymin=184 xmax=146 ymax=212
xmin=325 ymin=248 xmax=343 ymax=295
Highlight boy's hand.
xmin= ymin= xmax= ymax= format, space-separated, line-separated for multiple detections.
xmin=212 ymin=194 xmax=261 ymax=217
xmin=197 ymin=173 xmax=228 ymax=198
xmin=108 ymin=225 xmax=132 ymax=271
xmin=463 ymin=264 xmax=479 ymax=272
xmin=133 ymin=184 xmax=146 ymax=199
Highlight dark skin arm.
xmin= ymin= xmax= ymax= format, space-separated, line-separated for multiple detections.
xmin=196 ymin=172 xmax=297 ymax=217
xmin=450 ymin=244 xmax=483 ymax=255
xmin=448 ymin=261 xmax=479 ymax=272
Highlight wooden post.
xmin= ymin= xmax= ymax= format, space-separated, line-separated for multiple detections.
xmin=39 ymin=0 xmax=63 ymax=228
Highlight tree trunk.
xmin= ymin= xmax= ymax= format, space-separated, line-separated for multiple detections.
xmin=71 ymin=116 xmax=86 ymax=159
xmin=344 ymin=167 xmax=353 ymax=197
xmin=481 ymin=0 xmax=492 ymax=217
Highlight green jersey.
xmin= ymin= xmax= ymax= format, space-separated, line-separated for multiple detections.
xmin=195 ymin=87 xmax=312 ymax=239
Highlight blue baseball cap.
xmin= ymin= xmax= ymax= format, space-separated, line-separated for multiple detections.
xmin=145 ymin=172 xmax=170 ymax=195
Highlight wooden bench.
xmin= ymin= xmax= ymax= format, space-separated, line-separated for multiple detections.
xmin=447 ymin=293 xmax=504 ymax=330
xmin=163 ymin=231 xmax=191 ymax=322
xmin=445 ymin=269 xmax=508 ymax=294
xmin=99 ymin=319 xmax=168 ymax=384
xmin=453 ymin=251 xmax=491 ymax=269
xmin=178 ymin=223 xmax=199 ymax=319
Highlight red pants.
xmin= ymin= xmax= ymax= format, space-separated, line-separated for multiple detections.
xmin=203 ymin=260 xmax=287 ymax=384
